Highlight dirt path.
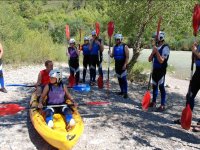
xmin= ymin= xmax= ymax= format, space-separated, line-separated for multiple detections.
xmin=0 ymin=64 xmax=200 ymax=150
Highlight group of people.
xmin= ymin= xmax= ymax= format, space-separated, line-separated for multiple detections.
xmin=67 ymin=31 xmax=129 ymax=98
xmin=0 ymin=29 xmax=199 ymax=131
xmin=67 ymin=30 xmax=103 ymax=86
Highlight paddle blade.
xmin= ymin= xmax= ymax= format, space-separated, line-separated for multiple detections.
xmin=95 ymin=22 xmax=100 ymax=36
xmin=65 ymin=24 xmax=70 ymax=40
xmin=6 ymin=84 xmax=34 ymax=87
xmin=181 ymin=104 xmax=192 ymax=130
xmin=156 ymin=16 xmax=162 ymax=41
xmin=142 ymin=91 xmax=151 ymax=111
xmin=0 ymin=104 xmax=25 ymax=116
xmin=68 ymin=74 xmax=75 ymax=88
xmin=107 ymin=21 xmax=114 ymax=37
xmin=85 ymin=101 xmax=110 ymax=106
xmin=192 ymin=4 xmax=200 ymax=36
xmin=72 ymin=84 xmax=90 ymax=92
xmin=97 ymin=75 xmax=103 ymax=89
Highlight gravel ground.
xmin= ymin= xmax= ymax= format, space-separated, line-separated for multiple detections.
xmin=0 ymin=63 xmax=200 ymax=150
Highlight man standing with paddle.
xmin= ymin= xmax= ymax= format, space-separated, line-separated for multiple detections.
xmin=0 ymin=42 xmax=7 ymax=93
xmin=110 ymin=34 xmax=129 ymax=98
xmin=148 ymin=31 xmax=170 ymax=111
xmin=89 ymin=30 xmax=104 ymax=86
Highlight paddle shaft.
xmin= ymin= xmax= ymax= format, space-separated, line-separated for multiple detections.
xmin=6 ymin=84 xmax=87 ymax=89
xmin=107 ymin=36 xmax=111 ymax=86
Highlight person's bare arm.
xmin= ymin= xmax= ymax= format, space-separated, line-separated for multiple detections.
xmin=38 ymin=85 xmax=49 ymax=108
xmin=75 ymin=47 xmax=80 ymax=56
xmin=110 ymin=47 xmax=114 ymax=58
xmin=64 ymin=85 xmax=74 ymax=102
xmin=124 ymin=45 xmax=129 ymax=66
xmin=192 ymin=44 xmax=200 ymax=59
xmin=122 ymin=45 xmax=129 ymax=70
xmin=100 ymin=40 xmax=104 ymax=52
xmin=0 ymin=43 xmax=4 ymax=59
xmin=35 ymin=72 xmax=42 ymax=87
xmin=148 ymin=46 xmax=156 ymax=62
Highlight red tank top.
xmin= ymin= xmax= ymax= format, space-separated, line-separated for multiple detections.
xmin=40 ymin=69 xmax=50 ymax=85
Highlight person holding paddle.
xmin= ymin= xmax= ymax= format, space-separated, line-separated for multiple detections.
xmin=67 ymin=38 xmax=80 ymax=85
xmin=174 ymin=42 xmax=200 ymax=131
xmin=89 ymin=30 xmax=104 ymax=86
xmin=148 ymin=31 xmax=170 ymax=111
xmin=110 ymin=34 xmax=129 ymax=98
xmin=81 ymin=36 xmax=91 ymax=83
xmin=38 ymin=69 xmax=76 ymax=129
xmin=0 ymin=42 xmax=7 ymax=93
xmin=35 ymin=60 xmax=53 ymax=96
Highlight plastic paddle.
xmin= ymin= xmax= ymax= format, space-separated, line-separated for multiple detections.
xmin=65 ymin=24 xmax=70 ymax=40
xmin=142 ymin=16 xmax=162 ymax=111
xmin=107 ymin=21 xmax=114 ymax=91
xmin=95 ymin=22 xmax=103 ymax=88
xmin=0 ymin=101 xmax=111 ymax=116
xmin=6 ymin=84 xmax=91 ymax=92
xmin=95 ymin=22 xmax=100 ymax=36
xmin=180 ymin=4 xmax=200 ymax=130
xmin=181 ymin=54 xmax=194 ymax=130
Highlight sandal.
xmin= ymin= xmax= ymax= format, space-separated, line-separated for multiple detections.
xmin=192 ymin=126 xmax=200 ymax=132
xmin=174 ymin=119 xmax=181 ymax=124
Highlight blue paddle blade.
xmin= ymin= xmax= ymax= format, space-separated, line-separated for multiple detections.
xmin=72 ymin=84 xmax=90 ymax=92
xmin=6 ymin=84 xmax=34 ymax=87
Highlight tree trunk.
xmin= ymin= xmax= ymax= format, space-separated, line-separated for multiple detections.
xmin=128 ymin=0 xmax=153 ymax=74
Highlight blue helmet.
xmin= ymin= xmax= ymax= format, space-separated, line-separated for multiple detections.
xmin=84 ymin=36 xmax=89 ymax=41
xmin=114 ymin=34 xmax=123 ymax=41
xmin=91 ymin=30 xmax=97 ymax=36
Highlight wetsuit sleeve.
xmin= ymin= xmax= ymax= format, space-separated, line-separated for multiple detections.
xmin=162 ymin=46 xmax=170 ymax=59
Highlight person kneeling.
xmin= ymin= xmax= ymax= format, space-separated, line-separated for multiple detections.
xmin=38 ymin=69 xmax=76 ymax=129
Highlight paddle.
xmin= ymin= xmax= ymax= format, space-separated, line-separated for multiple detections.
xmin=95 ymin=22 xmax=103 ymax=89
xmin=107 ymin=21 xmax=114 ymax=91
xmin=95 ymin=22 xmax=100 ymax=36
xmin=65 ymin=24 xmax=70 ymax=40
xmin=181 ymin=54 xmax=194 ymax=130
xmin=142 ymin=16 xmax=162 ymax=111
xmin=0 ymin=101 xmax=111 ymax=116
xmin=180 ymin=4 xmax=200 ymax=130
xmin=6 ymin=84 xmax=91 ymax=92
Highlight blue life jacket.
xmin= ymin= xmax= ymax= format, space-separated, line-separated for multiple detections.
xmin=90 ymin=40 xmax=100 ymax=55
xmin=153 ymin=44 xmax=169 ymax=69
xmin=114 ymin=44 xmax=126 ymax=61
xmin=82 ymin=44 xmax=90 ymax=55
xmin=196 ymin=45 xmax=200 ymax=67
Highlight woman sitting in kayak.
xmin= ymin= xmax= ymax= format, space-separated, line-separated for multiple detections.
xmin=38 ymin=69 xmax=76 ymax=129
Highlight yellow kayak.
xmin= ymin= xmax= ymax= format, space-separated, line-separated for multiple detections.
xmin=29 ymin=92 xmax=84 ymax=150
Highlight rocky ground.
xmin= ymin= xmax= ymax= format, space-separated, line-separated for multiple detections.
xmin=0 ymin=63 xmax=200 ymax=150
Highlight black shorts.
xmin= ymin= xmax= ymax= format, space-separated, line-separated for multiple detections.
xmin=152 ymin=68 xmax=166 ymax=83
xmin=69 ymin=58 xmax=79 ymax=69
xmin=115 ymin=59 xmax=125 ymax=75
xmin=83 ymin=55 xmax=90 ymax=68
xmin=90 ymin=55 xmax=100 ymax=68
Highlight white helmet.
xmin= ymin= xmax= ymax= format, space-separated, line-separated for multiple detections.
xmin=91 ymin=30 xmax=97 ymax=36
xmin=69 ymin=38 xmax=75 ymax=44
xmin=114 ymin=34 xmax=123 ymax=41
xmin=49 ymin=69 xmax=62 ymax=83
xmin=152 ymin=31 xmax=165 ymax=41
xmin=84 ymin=36 xmax=89 ymax=41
